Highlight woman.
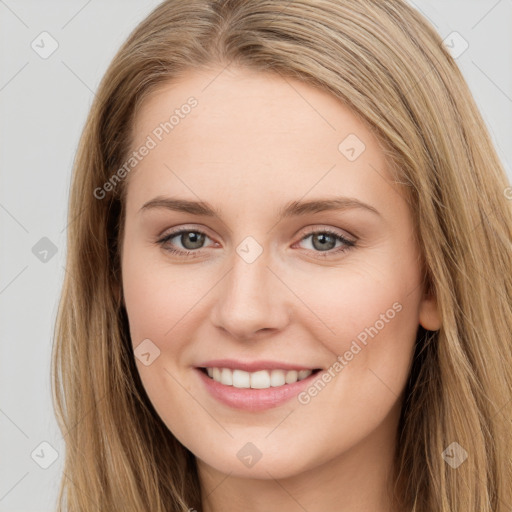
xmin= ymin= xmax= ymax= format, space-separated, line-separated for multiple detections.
xmin=52 ymin=1 xmax=512 ymax=510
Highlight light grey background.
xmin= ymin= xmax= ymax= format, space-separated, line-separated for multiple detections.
xmin=0 ymin=1 xmax=511 ymax=510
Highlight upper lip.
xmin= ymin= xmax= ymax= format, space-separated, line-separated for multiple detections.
xmin=196 ymin=359 xmax=322 ymax=372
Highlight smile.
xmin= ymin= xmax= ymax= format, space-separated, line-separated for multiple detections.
xmin=200 ymin=367 xmax=320 ymax=389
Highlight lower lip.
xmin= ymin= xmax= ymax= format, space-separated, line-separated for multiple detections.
xmin=194 ymin=368 xmax=321 ymax=411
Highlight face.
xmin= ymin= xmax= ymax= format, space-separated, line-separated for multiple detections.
xmin=120 ymin=65 xmax=441 ymax=482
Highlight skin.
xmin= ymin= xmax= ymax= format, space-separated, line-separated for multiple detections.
xmin=120 ymin=64 xmax=441 ymax=512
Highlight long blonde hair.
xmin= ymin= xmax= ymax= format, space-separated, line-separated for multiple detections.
xmin=52 ymin=1 xmax=512 ymax=510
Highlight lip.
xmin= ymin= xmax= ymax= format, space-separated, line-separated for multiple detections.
xmin=196 ymin=359 xmax=321 ymax=372
xmin=194 ymin=367 xmax=322 ymax=412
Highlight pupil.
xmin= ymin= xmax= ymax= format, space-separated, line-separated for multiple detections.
xmin=313 ymin=233 xmax=335 ymax=251
xmin=183 ymin=232 xmax=204 ymax=249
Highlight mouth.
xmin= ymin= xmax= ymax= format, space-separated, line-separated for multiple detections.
xmin=197 ymin=366 xmax=323 ymax=390
xmin=194 ymin=365 xmax=324 ymax=411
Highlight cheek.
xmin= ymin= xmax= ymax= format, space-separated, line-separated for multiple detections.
xmin=285 ymin=271 xmax=418 ymax=459
xmin=288 ymin=253 xmax=421 ymax=394
xmin=122 ymin=249 xmax=205 ymax=345
xmin=289 ymin=254 xmax=418 ymax=341
xmin=121 ymin=253 xmax=204 ymax=441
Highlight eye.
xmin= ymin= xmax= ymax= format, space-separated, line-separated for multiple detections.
xmin=156 ymin=228 xmax=214 ymax=258
xmin=294 ymin=227 xmax=356 ymax=258
xmin=155 ymin=226 xmax=356 ymax=259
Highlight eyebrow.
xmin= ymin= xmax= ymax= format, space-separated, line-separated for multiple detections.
xmin=139 ymin=195 xmax=381 ymax=218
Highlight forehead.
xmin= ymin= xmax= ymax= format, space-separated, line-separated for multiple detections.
xmin=124 ymin=66 xmax=400 ymax=219
xmin=131 ymin=65 xmax=380 ymax=154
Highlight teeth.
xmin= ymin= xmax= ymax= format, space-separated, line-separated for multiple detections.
xmin=250 ymin=370 xmax=270 ymax=389
xmin=232 ymin=369 xmax=250 ymax=388
xmin=204 ymin=367 xmax=313 ymax=389
xmin=298 ymin=370 xmax=311 ymax=381
xmin=220 ymin=368 xmax=233 ymax=386
xmin=269 ymin=369 xmax=285 ymax=387
xmin=285 ymin=370 xmax=298 ymax=384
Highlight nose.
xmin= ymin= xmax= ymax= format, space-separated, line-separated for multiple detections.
xmin=210 ymin=248 xmax=291 ymax=341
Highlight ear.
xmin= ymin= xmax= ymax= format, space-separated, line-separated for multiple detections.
xmin=418 ymin=289 xmax=442 ymax=331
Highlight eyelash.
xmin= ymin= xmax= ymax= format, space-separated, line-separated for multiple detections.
xmin=156 ymin=227 xmax=356 ymax=259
